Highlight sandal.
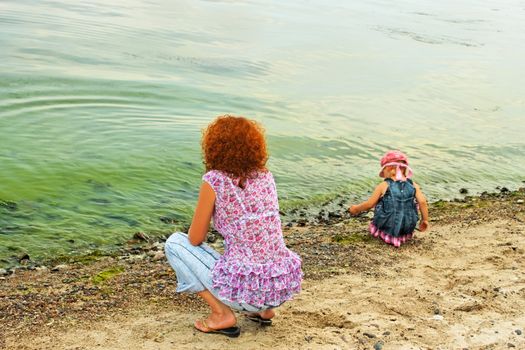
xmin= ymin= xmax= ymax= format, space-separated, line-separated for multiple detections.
xmin=245 ymin=314 xmax=273 ymax=326
xmin=194 ymin=320 xmax=241 ymax=338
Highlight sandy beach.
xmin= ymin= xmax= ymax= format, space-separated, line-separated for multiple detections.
xmin=1 ymin=190 xmax=525 ymax=350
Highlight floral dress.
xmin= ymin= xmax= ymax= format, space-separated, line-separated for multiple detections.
xmin=203 ymin=170 xmax=302 ymax=308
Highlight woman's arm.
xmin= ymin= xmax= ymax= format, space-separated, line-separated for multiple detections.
xmin=414 ymin=182 xmax=429 ymax=232
xmin=188 ymin=182 xmax=216 ymax=246
xmin=349 ymin=182 xmax=388 ymax=215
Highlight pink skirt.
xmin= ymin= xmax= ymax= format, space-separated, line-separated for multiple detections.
xmin=369 ymin=222 xmax=414 ymax=248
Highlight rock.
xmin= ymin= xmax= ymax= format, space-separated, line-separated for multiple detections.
xmin=500 ymin=187 xmax=510 ymax=193
xmin=304 ymin=335 xmax=313 ymax=342
xmin=153 ymin=251 xmax=165 ymax=261
xmin=51 ymin=264 xmax=68 ymax=272
xmin=285 ymin=222 xmax=293 ymax=228
xmin=328 ymin=211 xmax=342 ymax=219
xmin=363 ymin=332 xmax=376 ymax=338
xmin=159 ymin=216 xmax=176 ymax=224
xmin=515 ymin=329 xmax=522 ymax=335
xmin=133 ymin=232 xmax=150 ymax=241
xmin=382 ymin=331 xmax=391 ymax=336
xmin=508 ymin=343 xmax=515 ymax=348
xmin=18 ymin=253 xmax=30 ymax=263
xmin=434 ymin=308 xmax=441 ymax=315
xmin=517 ymin=199 xmax=524 ymax=204
xmin=151 ymin=242 xmax=164 ymax=250
xmin=206 ymin=233 xmax=217 ymax=243
xmin=374 ymin=341 xmax=384 ymax=350
xmin=36 ymin=266 xmax=48 ymax=272
xmin=0 ymin=268 xmax=8 ymax=276
xmin=433 ymin=315 xmax=444 ymax=321
xmin=459 ymin=188 xmax=468 ymax=194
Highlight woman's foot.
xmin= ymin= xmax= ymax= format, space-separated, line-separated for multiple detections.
xmin=245 ymin=308 xmax=275 ymax=326
xmin=194 ymin=310 xmax=237 ymax=333
xmin=246 ymin=309 xmax=275 ymax=320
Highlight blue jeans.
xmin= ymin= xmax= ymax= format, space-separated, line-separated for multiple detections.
xmin=164 ymin=232 xmax=271 ymax=313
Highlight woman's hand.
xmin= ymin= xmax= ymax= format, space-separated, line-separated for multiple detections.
xmin=419 ymin=220 xmax=429 ymax=232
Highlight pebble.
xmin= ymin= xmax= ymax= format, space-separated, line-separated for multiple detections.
xmin=206 ymin=233 xmax=217 ymax=243
xmin=304 ymin=335 xmax=313 ymax=342
xmin=51 ymin=264 xmax=68 ymax=272
xmin=0 ymin=268 xmax=8 ymax=276
xmin=515 ymin=329 xmax=522 ymax=335
xmin=153 ymin=251 xmax=165 ymax=261
xmin=363 ymin=332 xmax=376 ymax=338
xmin=433 ymin=315 xmax=444 ymax=321
xmin=459 ymin=188 xmax=469 ymax=194
xmin=18 ymin=253 xmax=30 ymax=263
xmin=133 ymin=232 xmax=150 ymax=241
xmin=508 ymin=343 xmax=515 ymax=348
xmin=159 ymin=216 xmax=176 ymax=224
xmin=35 ymin=266 xmax=49 ymax=272
xmin=151 ymin=242 xmax=165 ymax=250
xmin=374 ymin=341 xmax=384 ymax=350
xmin=517 ymin=199 xmax=524 ymax=204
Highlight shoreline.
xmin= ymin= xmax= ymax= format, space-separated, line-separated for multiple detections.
xmin=1 ymin=188 xmax=524 ymax=349
xmin=1 ymin=186 xmax=524 ymax=274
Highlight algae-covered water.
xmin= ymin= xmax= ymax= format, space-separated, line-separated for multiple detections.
xmin=1 ymin=0 xmax=525 ymax=266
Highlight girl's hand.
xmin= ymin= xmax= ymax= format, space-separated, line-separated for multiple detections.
xmin=419 ymin=220 xmax=429 ymax=232
xmin=349 ymin=205 xmax=359 ymax=215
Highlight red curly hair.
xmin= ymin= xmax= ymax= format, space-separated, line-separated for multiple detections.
xmin=202 ymin=115 xmax=268 ymax=181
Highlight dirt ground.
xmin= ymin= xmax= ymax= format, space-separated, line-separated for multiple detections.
xmin=2 ymin=194 xmax=525 ymax=349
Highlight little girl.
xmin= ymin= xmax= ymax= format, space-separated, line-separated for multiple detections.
xmin=164 ymin=115 xmax=302 ymax=337
xmin=349 ymin=150 xmax=429 ymax=247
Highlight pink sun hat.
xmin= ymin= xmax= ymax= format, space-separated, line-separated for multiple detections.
xmin=379 ymin=150 xmax=413 ymax=180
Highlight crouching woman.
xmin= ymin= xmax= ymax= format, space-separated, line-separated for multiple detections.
xmin=165 ymin=115 xmax=303 ymax=337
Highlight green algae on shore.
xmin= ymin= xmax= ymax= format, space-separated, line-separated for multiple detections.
xmin=91 ymin=266 xmax=125 ymax=285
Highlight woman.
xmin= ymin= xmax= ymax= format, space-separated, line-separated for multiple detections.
xmin=165 ymin=115 xmax=302 ymax=337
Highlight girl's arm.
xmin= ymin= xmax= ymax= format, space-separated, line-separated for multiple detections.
xmin=349 ymin=182 xmax=388 ymax=215
xmin=188 ymin=182 xmax=216 ymax=246
xmin=413 ymin=182 xmax=429 ymax=232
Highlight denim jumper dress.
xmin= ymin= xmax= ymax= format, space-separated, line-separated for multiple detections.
xmin=369 ymin=178 xmax=419 ymax=247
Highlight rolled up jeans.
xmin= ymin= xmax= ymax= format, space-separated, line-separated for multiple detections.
xmin=164 ymin=232 xmax=271 ymax=313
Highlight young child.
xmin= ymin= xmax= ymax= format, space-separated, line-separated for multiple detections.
xmin=164 ymin=115 xmax=303 ymax=337
xmin=349 ymin=150 xmax=429 ymax=247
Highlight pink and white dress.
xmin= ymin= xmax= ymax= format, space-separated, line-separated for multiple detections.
xmin=203 ymin=170 xmax=303 ymax=308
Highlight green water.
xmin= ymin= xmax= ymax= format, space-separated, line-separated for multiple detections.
xmin=1 ymin=0 xmax=525 ymax=266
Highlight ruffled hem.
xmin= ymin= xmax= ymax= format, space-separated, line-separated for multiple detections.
xmin=369 ymin=222 xmax=414 ymax=248
xmin=211 ymin=254 xmax=303 ymax=307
